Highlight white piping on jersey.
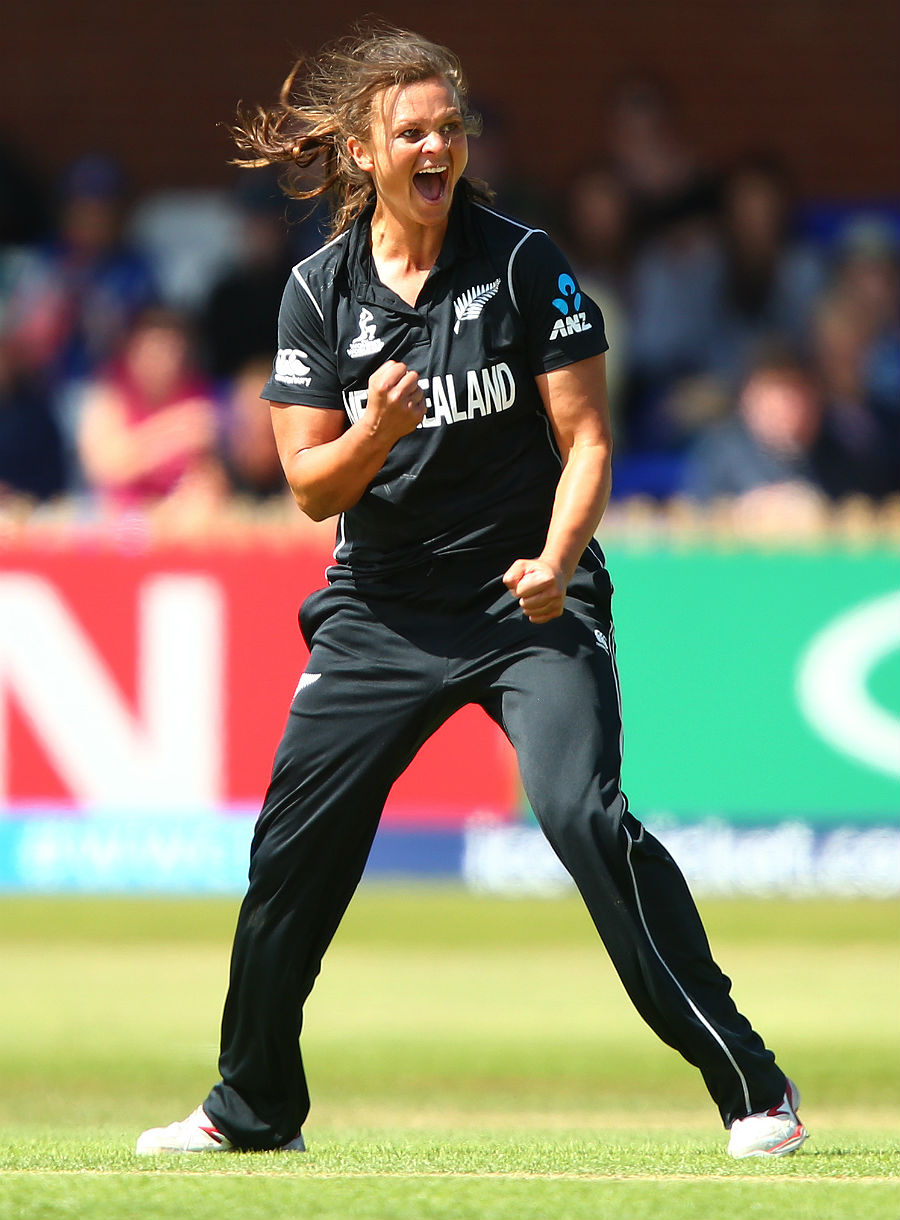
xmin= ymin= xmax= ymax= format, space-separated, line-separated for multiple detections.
xmin=472 ymin=204 xmax=546 ymax=316
xmin=292 ymin=269 xmax=325 ymax=322
xmin=535 ymin=358 xmax=607 ymax=571
xmin=290 ymin=231 xmax=350 ymax=322
xmin=539 ymin=437 xmax=606 ymax=566
xmin=540 ymin=409 xmax=562 ymax=466
xmin=333 ymin=513 xmax=346 ymax=565
xmin=316 ymin=205 xmax=605 ymax=574
xmin=472 ymin=203 xmax=605 ymax=568
xmin=292 ymin=229 xmax=348 ymax=270
xmin=507 ymin=232 xmax=534 ymax=314
xmin=607 ymin=624 xmax=626 ymax=798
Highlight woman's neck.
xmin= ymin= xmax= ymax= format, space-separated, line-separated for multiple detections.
xmin=369 ymin=206 xmax=448 ymax=306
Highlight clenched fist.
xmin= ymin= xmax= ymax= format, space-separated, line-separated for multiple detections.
xmin=364 ymin=360 xmax=426 ymax=443
xmin=503 ymin=558 xmax=567 ymax=624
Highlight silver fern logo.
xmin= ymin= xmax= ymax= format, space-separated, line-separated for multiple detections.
xmin=453 ymin=280 xmax=501 ymax=333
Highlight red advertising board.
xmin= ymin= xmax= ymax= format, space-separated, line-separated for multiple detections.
xmin=0 ymin=536 xmax=519 ymax=825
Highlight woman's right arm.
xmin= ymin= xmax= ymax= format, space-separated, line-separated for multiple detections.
xmin=269 ymin=359 xmax=426 ymax=520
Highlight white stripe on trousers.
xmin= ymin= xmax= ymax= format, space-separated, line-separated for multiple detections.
xmin=607 ymin=623 xmax=753 ymax=1117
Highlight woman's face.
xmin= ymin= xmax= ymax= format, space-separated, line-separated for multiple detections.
xmin=126 ymin=325 xmax=189 ymax=399
xmin=350 ymin=76 xmax=468 ymax=230
xmin=740 ymin=371 xmax=821 ymax=454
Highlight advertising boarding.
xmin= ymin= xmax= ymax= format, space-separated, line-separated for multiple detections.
xmin=0 ymin=535 xmax=896 ymax=894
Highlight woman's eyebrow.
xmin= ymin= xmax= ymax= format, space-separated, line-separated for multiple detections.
xmin=393 ymin=107 xmax=462 ymax=130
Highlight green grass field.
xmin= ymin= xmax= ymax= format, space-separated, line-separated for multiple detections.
xmin=0 ymin=888 xmax=897 ymax=1219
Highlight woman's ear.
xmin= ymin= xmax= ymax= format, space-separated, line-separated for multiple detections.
xmin=347 ymin=136 xmax=374 ymax=174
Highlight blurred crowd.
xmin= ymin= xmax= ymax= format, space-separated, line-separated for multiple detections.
xmin=0 ymin=72 xmax=897 ymax=538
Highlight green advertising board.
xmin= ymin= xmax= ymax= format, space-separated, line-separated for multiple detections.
xmin=605 ymin=545 xmax=899 ymax=826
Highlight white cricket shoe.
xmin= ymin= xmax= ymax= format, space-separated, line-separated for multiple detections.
xmin=727 ymin=1078 xmax=808 ymax=1158
xmin=136 ymin=1106 xmax=234 ymax=1154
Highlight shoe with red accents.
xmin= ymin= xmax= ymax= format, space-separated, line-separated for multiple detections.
xmin=727 ymin=1078 xmax=808 ymax=1158
xmin=135 ymin=1106 xmax=306 ymax=1154
xmin=136 ymin=1106 xmax=235 ymax=1154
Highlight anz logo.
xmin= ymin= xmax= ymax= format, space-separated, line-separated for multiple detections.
xmin=549 ymin=272 xmax=592 ymax=341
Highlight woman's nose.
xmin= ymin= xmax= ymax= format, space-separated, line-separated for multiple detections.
xmin=422 ymin=128 xmax=448 ymax=154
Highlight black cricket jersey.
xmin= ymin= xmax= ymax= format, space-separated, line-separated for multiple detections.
xmin=261 ymin=186 xmax=608 ymax=577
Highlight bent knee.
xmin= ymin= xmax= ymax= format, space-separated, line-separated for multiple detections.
xmin=533 ymin=777 xmax=630 ymax=858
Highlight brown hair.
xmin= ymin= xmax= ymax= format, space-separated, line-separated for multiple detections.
xmin=231 ymin=24 xmax=490 ymax=239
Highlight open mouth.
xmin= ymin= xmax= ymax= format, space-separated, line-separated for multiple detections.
xmin=413 ymin=166 xmax=449 ymax=203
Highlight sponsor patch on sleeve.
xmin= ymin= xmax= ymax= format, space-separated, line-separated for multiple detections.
xmin=548 ymin=273 xmax=593 ymax=341
xmin=273 ymin=349 xmax=312 ymax=386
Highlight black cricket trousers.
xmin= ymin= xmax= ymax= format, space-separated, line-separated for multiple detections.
xmin=204 ymin=554 xmax=785 ymax=1148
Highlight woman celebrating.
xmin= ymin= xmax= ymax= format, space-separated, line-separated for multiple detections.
xmin=137 ymin=26 xmax=805 ymax=1161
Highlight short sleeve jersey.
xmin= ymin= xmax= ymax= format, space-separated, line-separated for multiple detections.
xmin=262 ymin=188 xmax=608 ymax=577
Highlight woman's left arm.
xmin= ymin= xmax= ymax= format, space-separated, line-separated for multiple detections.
xmin=503 ymin=354 xmax=612 ymax=624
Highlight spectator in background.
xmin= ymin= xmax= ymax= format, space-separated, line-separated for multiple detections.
xmin=564 ymin=162 xmax=633 ymax=289
xmin=622 ymin=194 xmax=721 ymax=451
xmin=605 ymin=71 xmax=720 ymax=455
xmin=710 ymin=154 xmax=824 ymax=378
xmin=220 ymin=356 xmax=289 ymax=500
xmin=617 ymin=151 xmax=826 ymax=471
xmin=8 ymin=155 xmax=157 ymax=385
xmin=4 ymin=155 xmax=158 ymax=489
xmin=811 ymin=292 xmax=898 ymax=499
xmin=681 ymin=346 xmax=889 ymax=506
xmin=200 ymin=169 xmax=322 ymax=381
xmin=462 ymin=100 xmax=552 ymax=228
xmin=561 ymin=163 xmax=633 ymax=438
xmin=605 ymin=71 xmax=717 ymax=248
xmin=77 ymin=308 xmax=221 ymax=510
xmin=0 ymin=132 xmax=51 ymax=245
xmin=827 ymin=216 xmax=900 ymax=422
xmin=0 ymin=334 xmax=65 ymax=502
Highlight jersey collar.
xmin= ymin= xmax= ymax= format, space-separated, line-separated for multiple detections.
xmin=345 ymin=186 xmax=479 ymax=313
